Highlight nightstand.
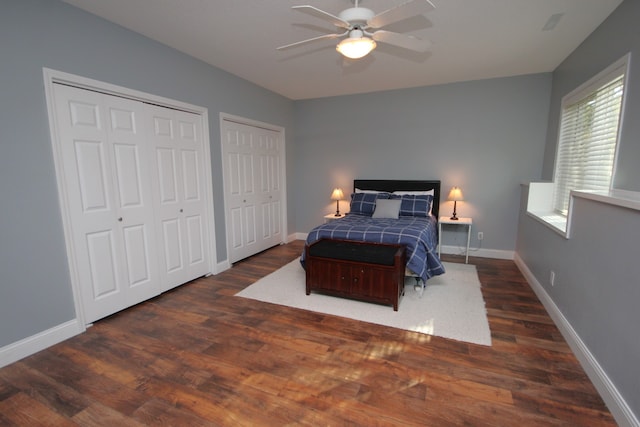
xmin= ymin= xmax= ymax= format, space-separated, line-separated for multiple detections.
xmin=438 ymin=216 xmax=472 ymax=263
xmin=324 ymin=213 xmax=346 ymax=223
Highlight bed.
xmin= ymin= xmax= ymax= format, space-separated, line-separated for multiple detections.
xmin=302 ymin=180 xmax=446 ymax=287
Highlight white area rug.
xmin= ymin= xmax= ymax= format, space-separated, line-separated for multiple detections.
xmin=236 ymin=260 xmax=492 ymax=346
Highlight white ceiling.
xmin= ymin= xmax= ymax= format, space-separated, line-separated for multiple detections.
xmin=61 ymin=0 xmax=622 ymax=100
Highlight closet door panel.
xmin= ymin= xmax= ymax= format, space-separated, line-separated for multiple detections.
xmin=227 ymin=151 xmax=241 ymax=195
xmin=244 ymin=204 xmax=257 ymax=246
xmin=261 ymin=201 xmax=272 ymax=240
xmin=181 ymin=149 xmax=200 ymax=201
xmin=173 ymin=110 xmax=209 ymax=280
xmin=86 ymin=230 xmax=120 ymax=299
xmin=243 ymin=152 xmax=255 ymax=194
xmin=156 ymin=148 xmax=179 ymax=203
xmin=271 ymin=200 xmax=282 ymax=236
xmin=113 ymin=143 xmax=143 ymax=208
xmin=74 ymin=140 xmax=110 ymax=213
xmin=254 ymin=127 xmax=283 ymax=250
xmin=111 ymin=140 xmax=157 ymax=299
xmin=259 ymin=154 xmax=270 ymax=193
xmin=186 ymin=214 xmax=205 ymax=266
xmin=162 ymin=218 xmax=184 ymax=274
xmin=122 ymin=224 xmax=152 ymax=288
xmin=229 ymin=207 xmax=244 ymax=250
xmin=148 ymin=105 xmax=209 ymax=291
xmin=106 ymin=95 xmax=160 ymax=307
xmin=154 ymin=144 xmax=186 ymax=286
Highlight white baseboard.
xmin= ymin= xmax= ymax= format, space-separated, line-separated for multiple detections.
xmin=214 ymin=237 xmax=299 ymax=274
xmin=0 ymin=319 xmax=84 ymax=368
xmin=514 ymin=254 xmax=639 ymax=427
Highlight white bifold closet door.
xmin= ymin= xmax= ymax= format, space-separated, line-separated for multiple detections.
xmin=221 ymin=119 xmax=284 ymax=263
xmin=52 ymin=84 xmax=209 ymax=323
xmin=53 ymin=84 xmax=160 ymax=322
xmin=147 ymin=105 xmax=209 ymax=291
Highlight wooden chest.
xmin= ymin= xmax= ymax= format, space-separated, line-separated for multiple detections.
xmin=305 ymin=239 xmax=406 ymax=311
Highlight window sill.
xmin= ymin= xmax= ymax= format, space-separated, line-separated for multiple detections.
xmin=571 ymin=189 xmax=640 ymax=212
xmin=525 ymin=182 xmax=568 ymax=237
xmin=526 ymin=183 xmax=640 ymax=239
xmin=527 ymin=210 xmax=567 ymax=237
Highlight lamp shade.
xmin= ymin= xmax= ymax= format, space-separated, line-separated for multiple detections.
xmin=336 ymin=36 xmax=376 ymax=59
xmin=448 ymin=187 xmax=464 ymax=201
xmin=447 ymin=186 xmax=463 ymax=220
xmin=331 ymin=188 xmax=344 ymax=201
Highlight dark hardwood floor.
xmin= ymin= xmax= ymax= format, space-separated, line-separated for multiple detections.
xmin=0 ymin=241 xmax=616 ymax=426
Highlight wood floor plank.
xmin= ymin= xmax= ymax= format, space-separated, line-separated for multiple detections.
xmin=0 ymin=392 xmax=77 ymax=426
xmin=0 ymin=361 xmax=90 ymax=419
xmin=131 ymin=397 xmax=213 ymax=427
xmin=71 ymin=402 xmax=147 ymax=427
xmin=0 ymin=241 xmax=617 ymax=426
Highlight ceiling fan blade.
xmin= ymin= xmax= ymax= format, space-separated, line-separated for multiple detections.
xmin=367 ymin=0 xmax=435 ymax=29
xmin=371 ymin=30 xmax=431 ymax=52
xmin=277 ymin=32 xmax=345 ymax=51
xmin=292 ymin=5 xmax=350 ymax=29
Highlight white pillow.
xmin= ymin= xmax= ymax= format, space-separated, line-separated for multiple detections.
xmin=355 ymin=188 xmax=383 ymax=194
xmin=372 ymin=199 xmax=402 ymax=219
xmin=393 ymin=189 xmax=435 ymax=196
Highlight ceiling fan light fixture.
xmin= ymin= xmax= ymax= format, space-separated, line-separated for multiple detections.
xmin=336 ymin=36 xmax=376 ymax=59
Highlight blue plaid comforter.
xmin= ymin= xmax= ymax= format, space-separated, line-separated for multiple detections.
xmin=302 ymin=214 xmax=445 ymax=282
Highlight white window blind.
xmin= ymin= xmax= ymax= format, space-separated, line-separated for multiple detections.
xmin=552 ymin=65 xmax=626 ymax=215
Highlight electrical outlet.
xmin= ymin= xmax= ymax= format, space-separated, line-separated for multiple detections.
xmin=550 ymin=270 xmax=555 ymax=286
xmin=477 ymin=232 xmax=483 ymax=241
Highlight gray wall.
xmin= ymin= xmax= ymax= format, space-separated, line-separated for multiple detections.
xmin=293 ymin=74 xmax=551 ymax=252
xmin=517 ymin=0 xmax=640 ymax=419
xmin=0 ymin=0 xmax=294 ymax=347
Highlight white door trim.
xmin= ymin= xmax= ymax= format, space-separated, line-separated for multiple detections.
xmin=43 ymin=67 xmax=218 ymax=328
xmin=219 ymin=112 xmax=287 ymax=265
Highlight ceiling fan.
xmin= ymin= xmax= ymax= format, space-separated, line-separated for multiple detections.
xmin=277 ymin=0 xmax=435 ymax=59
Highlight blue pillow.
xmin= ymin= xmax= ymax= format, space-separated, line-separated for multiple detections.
xmin=390 ymin=194 xmax=433 ymax=217
xmin=349 ymin=192 xmax=390 ymax=216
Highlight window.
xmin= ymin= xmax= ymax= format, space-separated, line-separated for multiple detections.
xmin=527 ymin=54 xmax=629 ymax=236
xmin=552 ymin=55 xmax=628 ymax=215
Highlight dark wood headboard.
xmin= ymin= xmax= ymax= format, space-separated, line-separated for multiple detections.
xmin=353 ymin=180 xmax=441 ymax=219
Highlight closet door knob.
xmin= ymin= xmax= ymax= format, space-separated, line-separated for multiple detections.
xmin=180 ymin=209 xmax=183 ymax=213
xmin=118 ymin=217 xmax=123 ymax=222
